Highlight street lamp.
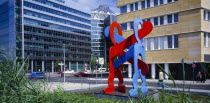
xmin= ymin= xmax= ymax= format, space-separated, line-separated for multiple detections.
xmin=63 ymin=44 xmax=66 ymax=82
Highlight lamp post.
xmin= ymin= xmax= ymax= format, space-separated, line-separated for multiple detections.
xmin=96 ymin=59 xmax=98 ymax=84
xmin=63 ymin=44 xmax=66 ymax=82
xmin=192 ymin=60 xmax=196 ymax=83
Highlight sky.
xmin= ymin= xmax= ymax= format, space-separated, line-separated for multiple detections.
xmin=69 ymin=0 xmax=120 ymax=14
xmin=0 ymin=0 xmax=120 ymax=14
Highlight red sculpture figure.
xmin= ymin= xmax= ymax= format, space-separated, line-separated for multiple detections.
xmin=104 ymin=19 xmax=153 ymax=94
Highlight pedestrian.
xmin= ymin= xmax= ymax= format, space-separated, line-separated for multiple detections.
xmin=158 ymin=69 xmax=164 ymax=89
xmin=201 ymin=72 xmax=206 ymax=83
xmin=196 ymin=71 xmax=202 ymax=83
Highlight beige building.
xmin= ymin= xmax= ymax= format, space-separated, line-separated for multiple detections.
xmin=116 ymin=0 xmax=210 ymax=80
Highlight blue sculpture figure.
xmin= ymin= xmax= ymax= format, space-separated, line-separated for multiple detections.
xmin=104 ymin=17 xmax=151 ymax=97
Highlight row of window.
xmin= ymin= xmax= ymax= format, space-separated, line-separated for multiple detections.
xmin=143 ymin=35 xmax=178 ymax=51
xmin=31 ymin=0 xmax=90 ymax=18
xmin=24 ymin=50 xmax=90 ymax=58
xmin=24 ymin=42 xmax=90 ymax=52
xmin=91 ymin=39 xmax=104 ymax=42
xmin=121 ymin=13 xmax=178 ymax=31
xmin=91 ymin=47 xmax=104 ymax=51
xmin=204 ymin=33 xmax=210 ymax=48
xmin=24 ymin=10 xmax=90 ymax=30
xmin=91 ymin=51 xmax=104 ymax=57
xmin=24 ymin=18 xmax=91 ymax=35
xmin=204 ymin=10 xmax=210 ymax=21
xmin=24 ymin=1 xmax=91 ymax=24
xmin=91 ymin=43 xmax=104 ymax=47
xmin=24 ymin=34 xmax=90 ymax=47
xmin=91 ymin=35 xmax=104 ymax=39
xmin=91 ymin=31 xmax=102 ymax=35
xmin=24 ymin=26 xmax=90 ymax=41
xmin=120 ymin=0 xmax=178 ymax=14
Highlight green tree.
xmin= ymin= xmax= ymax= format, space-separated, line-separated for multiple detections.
xmin=54 ymin=60 xmax=60 ymax=72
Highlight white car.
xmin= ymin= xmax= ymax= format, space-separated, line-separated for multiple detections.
xmin=64 ymin=70 xmax=74 ymax=73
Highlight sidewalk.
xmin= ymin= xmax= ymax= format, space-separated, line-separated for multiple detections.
xmin=45 ymin=78 xmax=210 ymax=95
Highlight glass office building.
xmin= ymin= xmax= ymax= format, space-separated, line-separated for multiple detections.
xmin=0 ymin=0 xmax=91 ymax=72
xmin=91 ymin=5 xmax=116 ymax=61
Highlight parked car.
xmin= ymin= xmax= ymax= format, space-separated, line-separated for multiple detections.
xmin=74 ymin=72 xmax=88 ymax=77
xmin=57 ymin=70 xmax=74 ymax=74
xmin=29 ymin=72 xmax=45 ymax=79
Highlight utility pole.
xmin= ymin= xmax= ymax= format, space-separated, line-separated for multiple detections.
xmin=63 ymin=44 xmax=66 ymax=82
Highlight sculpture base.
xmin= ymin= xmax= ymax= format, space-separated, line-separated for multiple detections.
xmin=94 ymin=90 xmax=159 ymax=101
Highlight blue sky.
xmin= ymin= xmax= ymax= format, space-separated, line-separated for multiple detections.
xmin=0 ymin=0 xmax=120 ymax=14
xmin=69 ymin=0 xmax=120 ymax=14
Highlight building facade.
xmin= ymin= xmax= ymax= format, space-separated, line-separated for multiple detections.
xmin=117 ymin=0 xmax=210 ymax=80
xmin=91 ymin=5 xmax=116 ymax=61
xmin=0 ymin=0 xmax=91 ymax=72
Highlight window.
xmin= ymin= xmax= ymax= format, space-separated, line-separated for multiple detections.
xmin=120 ymin=6 xmax=127 ymax=14
xmin=208 ymin=12 xmax=210 ymax=21
xmin=160 ymin=16 xmax=164 ymax=25
xmin=147 ymin=38 xmax=151 ymax=50
xmin=160 ymin=0 xmax=164 ymax=4
xmin=168 ymin=0 xmax=172 ymax=3
xmin=160 ymin=36 xmax=164 ymax=50
xmin=205 ymin=33 xmax=210 ymax=47
xmin=121 ymin=23 xmax=127 ymax=31
xmin=147 ymin=0 xmax=150 ymax=8
xmin=174 ymin=35 xmax=178 ymax=48
xmin=204 ymin=10 xmax=207 ymax=20
xmin=154 ymin=0 xmax=158 ymax=6
xmin=154 ymin=17 xmax=158 ymax=26
xmin=130 ymin=22 xmax=134 ymax=30
xmin=167 ymin=35 xmax=172 ymax=48
xmin=154 ymin=37 xmax=159 ymax=50
xmin=141 ymin=1 xmax=145 ymax=9
xmin=168 ymin=14 xmax=172 ymax=24
xmin=130 ymin=4 xmax=134 ymax=11
xmin=174 ymin=13 xmax=179 ymax=23
xmin=135 ymin=2 xmax=138 ymax=10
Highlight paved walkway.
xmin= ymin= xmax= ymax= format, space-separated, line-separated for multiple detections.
xmin=45 ymin=77 xmax=210 ymax=96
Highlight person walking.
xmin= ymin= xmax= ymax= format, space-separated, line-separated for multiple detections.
xmin=159 ymin=69 xmax=164 ymax=89
xmin=202 ymin=72 xmax=206 ymax=83
xmin=196 ymin=71 xmax=202 ymax=83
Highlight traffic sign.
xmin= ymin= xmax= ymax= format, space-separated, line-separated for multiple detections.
xmin=99 ymin=58 xmax=104 ymax=64
xmin=192 ymin=64 xmax=196 ymax=68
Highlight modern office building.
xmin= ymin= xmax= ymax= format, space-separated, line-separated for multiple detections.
xmin=116 ymin=0 xmax=210 ymax=80
xmin=0 ymin=0 xmax=91 ymax=72
xmin=91 ymin=5 xmax=116 ymax=61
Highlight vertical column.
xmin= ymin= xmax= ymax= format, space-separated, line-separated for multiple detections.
xmin=128 ymin=64 xmax=132 ymax=79
xmin=138 ymin=1 xmax=141 ymax=10
xmin=42 ymin=60 xmax=44 ymax=72
xmin=164 ymin=63 xmax=169 ymax=80
xmin=76 ymin=62 xmax=78 ymax=72
xmin=69 ymin=62 xmax=71 ymax=70
xmin=206 ymin=33 xmax=209 ymax=47
xmin=163 ymin=0 xmax=167 ymax=4
xmin=52 ymin=61 xmax=54 ymax=73
xmin=127 ymin=22 xmax=131 ymax=30
xmin=164 ymin=15 xmax=167 ymax=25
xmin=150 ymin=18 xmax=154 ymax=26
xmin=150 ymin=0 xmax=154 ymax=7
xmin=151 ymin=64 xmax=156 ymax=79
xmin=31 ymin=60 xmax=33 ymax=72
xmin=21 ymin=0 xmax=25 ymax=59
xmin=127 ymin=4 xmax=130 ymax=12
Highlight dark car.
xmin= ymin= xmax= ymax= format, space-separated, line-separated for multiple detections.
xmin=29 ymin=72 xmax=45 ymax=79
xmin=74 ymin=72 xmax=88 ymax=77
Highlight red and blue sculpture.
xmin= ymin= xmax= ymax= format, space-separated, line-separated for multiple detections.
xmin=103 ymin=17 xmax=153 ymax=97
